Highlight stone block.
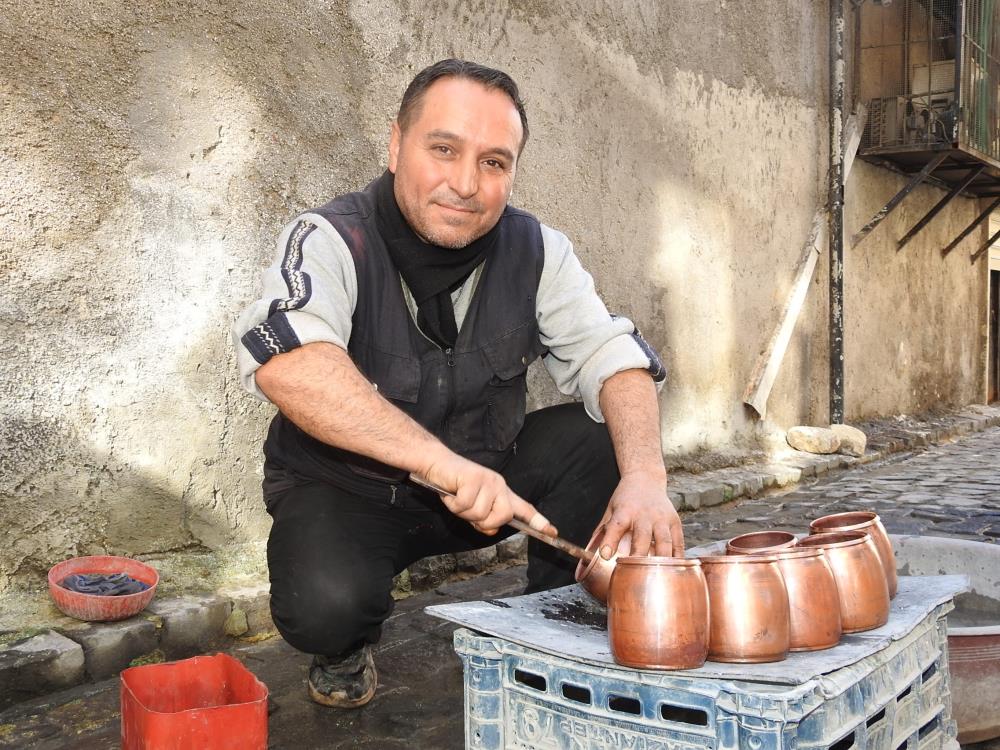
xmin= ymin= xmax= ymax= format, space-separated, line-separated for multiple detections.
xmin=676 ymin=488 xmax=700 ymax=511
xmin=831 ymin=423 xmax=866 ymax=457
xmin=0 ymin=630 xmax=85 ymax=710
xmin=60 ymin=618 xmax=158 ymax=681
xmin=781 ymin=457 xmax=817 ymax=478
xmin=698 ymin=485 xmax=727 ymax=508
xmin=497 ymin=533 xmax=528 ymax=562
xmin=739 ymin=473 xmax=766 ymax=497
xmin=764 ymin=464 xmax=802 ymax=486
xmin=408 ymin=554 xmax=457 ymax=590
xmin=787 ymin=426 xmax=841 ymax=454
xmin=455 ymin=546 xmax=497 ymax=573
xmin=145 ymin=595 xmax=230 ymax=659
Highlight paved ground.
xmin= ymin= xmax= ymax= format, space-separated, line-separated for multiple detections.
xmin=3 ymin=427 xmax=1000 ymax=749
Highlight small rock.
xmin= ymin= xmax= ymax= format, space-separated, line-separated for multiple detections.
xmin=497 ymin=533 xmax=528 ymax=562
xmin=224 ymin=608 xmax=249 ymax=637
xmin=408 ymin=554 xmax=457 ymax=590
xmin=455 ymin=546 xmax=497 ymax=573
xmin=787 ymin=426 xmax=841 ymax=454
xmin=830 ymin=424 xmax=867 ymax=457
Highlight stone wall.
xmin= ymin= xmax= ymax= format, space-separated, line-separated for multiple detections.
xmin=0 ymin=0 xmax=987 ymax=591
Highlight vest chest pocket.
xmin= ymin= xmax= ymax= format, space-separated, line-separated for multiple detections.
xmin=351 ymin=344 xmax=421 ymax=404
xmin=481 ymin=325 xmax=547 ymax=452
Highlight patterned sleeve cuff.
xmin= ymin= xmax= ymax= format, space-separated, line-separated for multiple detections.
xmin=240 ymin=311 xmax=303 ymax=366
xmin=630 ymin=326 xmax=666 ymax=383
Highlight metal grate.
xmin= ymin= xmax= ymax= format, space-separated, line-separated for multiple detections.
xmin=859 ymin=0 xmax=960 ymax=152
xmin=960 ymin=0 xmax=1000 ymax=162
xmin=858 ymin=0 xmax=1000 ymax=167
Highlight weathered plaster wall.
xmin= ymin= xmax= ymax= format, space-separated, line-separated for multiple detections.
xmin=844 ymin=163 xmax=988 ymax=418
xmin=0 ymin=1 xmax=984 ymax=591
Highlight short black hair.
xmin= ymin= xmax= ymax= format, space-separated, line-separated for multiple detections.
xmin=397 ymin=59 xmax=529 ymax=152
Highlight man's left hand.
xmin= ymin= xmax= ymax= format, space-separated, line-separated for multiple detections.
xmin=597 ymin=471 xmax=684 ymax=559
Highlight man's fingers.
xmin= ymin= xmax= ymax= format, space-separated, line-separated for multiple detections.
xmin=653 ymin=520 xmax=675 ymax=557
xmin=600 ymin=519 xmax=628 ymax=560
xmin=671 ymin=519 xmax=686 ymax=558
xmin=510 ymin=496 xmax=557 ymax=537
xmin=630 ymin=522 xmax=653 ymax=558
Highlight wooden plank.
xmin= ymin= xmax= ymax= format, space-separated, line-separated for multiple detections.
xmin=742 ymin=109 xmax=864 ymax=419
xmin=743 ymin=214 xmax=826 ymax=418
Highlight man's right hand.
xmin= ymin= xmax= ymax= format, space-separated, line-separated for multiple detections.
xmin=415 ymin=453 xmax=556 ymax=537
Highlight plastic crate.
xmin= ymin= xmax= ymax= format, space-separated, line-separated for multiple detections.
xmin=454 ymin=605 xmax=958 ymax=750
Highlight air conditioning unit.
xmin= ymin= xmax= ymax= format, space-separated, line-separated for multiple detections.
xmin=864 ymin=96 xmax=907 ymax=148
xmin=911 ymin=60 xmax=956 ymax=110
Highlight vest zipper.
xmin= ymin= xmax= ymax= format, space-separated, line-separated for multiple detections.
xmin=441 ymin=346 xmax=456 ymax=434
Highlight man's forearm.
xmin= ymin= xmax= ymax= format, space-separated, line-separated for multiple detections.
xmin=254 ymin=341 xmax=449 ymax=476
xmin=599 ymin=369 xmax=667 ymax=480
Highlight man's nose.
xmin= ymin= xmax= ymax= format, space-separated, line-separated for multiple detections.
xmin=449 ymin=156 xmax=478 ymax=200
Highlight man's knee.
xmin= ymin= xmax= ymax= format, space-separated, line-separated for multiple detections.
xmin=271 ymin=574 xmax=390 ymax=656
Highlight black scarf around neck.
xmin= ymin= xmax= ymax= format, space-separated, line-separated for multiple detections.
xmin=373 ymin=171 xmax=500 ymax=349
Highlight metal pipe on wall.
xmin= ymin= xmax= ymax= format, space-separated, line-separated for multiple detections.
xmin=830 ymin=0 xmax=847 ymax=424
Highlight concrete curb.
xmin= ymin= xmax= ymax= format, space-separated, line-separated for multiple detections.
xmin=0 ymin=585 xmax=273 ymax=712
xmin=669 ymin=404 xmax=1000 ymax=512
xmin=3 ymin=404 xmax=998 ymax=712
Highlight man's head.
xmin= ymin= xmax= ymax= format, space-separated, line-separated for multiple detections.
xmin=388 ymin=59 xmax=528 ymax=249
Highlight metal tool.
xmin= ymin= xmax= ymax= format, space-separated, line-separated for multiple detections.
xmin=408 ymin=474 xmax=594 ymax=563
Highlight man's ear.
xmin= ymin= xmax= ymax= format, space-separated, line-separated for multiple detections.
xmin=388 ymin=120 xmax=401 ymax=174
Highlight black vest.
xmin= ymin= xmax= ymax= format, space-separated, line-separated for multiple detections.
xmin=263 ymin=181 xmax=547 ymax=492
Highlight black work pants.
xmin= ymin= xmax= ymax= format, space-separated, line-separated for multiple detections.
xmin=263 ymin=403 xmax=618 ymax=658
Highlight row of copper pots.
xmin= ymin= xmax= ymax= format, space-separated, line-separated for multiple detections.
xmin=605 ymin=511 xmax=895 ymax=670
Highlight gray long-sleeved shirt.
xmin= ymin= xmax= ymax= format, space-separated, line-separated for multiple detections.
xmin=233 ymin=212 xmax=664 ymax=422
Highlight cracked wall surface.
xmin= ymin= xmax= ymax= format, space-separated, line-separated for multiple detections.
xmin=0 ymin=1 xmax=986 ymax=591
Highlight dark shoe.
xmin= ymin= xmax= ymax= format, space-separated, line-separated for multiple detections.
xmin=307 ymin=645 xmax=377 ymax=708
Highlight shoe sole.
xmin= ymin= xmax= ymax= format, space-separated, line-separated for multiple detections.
xmin=308 ymin=676 xmax=377 ymax=709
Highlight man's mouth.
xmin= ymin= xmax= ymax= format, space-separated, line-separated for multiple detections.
xmin=435 ymin=202 xmax=476 ymax=214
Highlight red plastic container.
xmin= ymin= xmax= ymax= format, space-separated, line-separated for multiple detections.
xmin=120 ymin=653 xmax=268 ymax=750
xmin=48 ymin=555 xmax=158 ymax=622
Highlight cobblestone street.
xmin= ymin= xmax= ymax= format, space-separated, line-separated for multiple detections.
xmin=683 ymin=426 xmax=1000 ymax=550
xmin=2 ymin=427 xmax=999 ymax=748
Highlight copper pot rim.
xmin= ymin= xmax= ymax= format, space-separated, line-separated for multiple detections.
xmin=749 ymin=546 xmax=826 ymax=560
xmin=698 ymin=553 xmax=779 ymax=564
xmin=809 ymin=511 xmax=880 ymax=533
xmin=616 ymin=555 xmax=701 ymax=567
xmin=726 ymin=530 xmax=798 ymax=551
xmin=797 ymin=530 xmax=868 ymax=549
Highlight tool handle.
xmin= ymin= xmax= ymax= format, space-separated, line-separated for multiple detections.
xmin=408 ymin=474 xmax=593 ymax=563
xmin=507 ymin=518 xmax=594 ymax=563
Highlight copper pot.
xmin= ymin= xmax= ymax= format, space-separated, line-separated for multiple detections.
xmin=757 ymin=547 xmax=842 ymax=651
xmin=700 ymin=555 xmax=790 ymax=663
xmin=608 ymin=557 xmax=709 ymax=670
xmin=726 ymin=530 xmax=798 ymax=555
xmin=797 ymin=531 xmax=890 ymax=633
xmin=575 ymin=529 xmax=632 ymax=604
xmin=809 ymin=511 xmax=897 ymax=598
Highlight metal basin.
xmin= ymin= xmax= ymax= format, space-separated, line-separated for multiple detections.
xmin=890 ymin=535 xmax=1000 ymax=745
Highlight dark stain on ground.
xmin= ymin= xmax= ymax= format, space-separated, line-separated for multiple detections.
xmin=540 ymin=600 xmax=608 ymax=632
xmin=485 ymin=599 xmax=511 ymax=608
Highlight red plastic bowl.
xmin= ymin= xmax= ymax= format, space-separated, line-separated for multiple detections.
xmin=48 ymin=555 xmax=159 ymax=622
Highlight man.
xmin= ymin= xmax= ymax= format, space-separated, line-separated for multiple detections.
xmin=233 ymin=59 xmax=683 ymax=709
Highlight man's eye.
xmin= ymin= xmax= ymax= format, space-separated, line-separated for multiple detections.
xmin=434 ymin=145 xmax=452 ymax=155
xmin=484 ymin=159 xmax=504 ymax=170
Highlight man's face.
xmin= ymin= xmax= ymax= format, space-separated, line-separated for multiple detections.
xmin=388 ymin=76 xmax=523 ymax=249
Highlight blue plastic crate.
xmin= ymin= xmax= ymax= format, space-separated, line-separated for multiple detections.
xmin=454 ymin=604 xmax=958 ymax=750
